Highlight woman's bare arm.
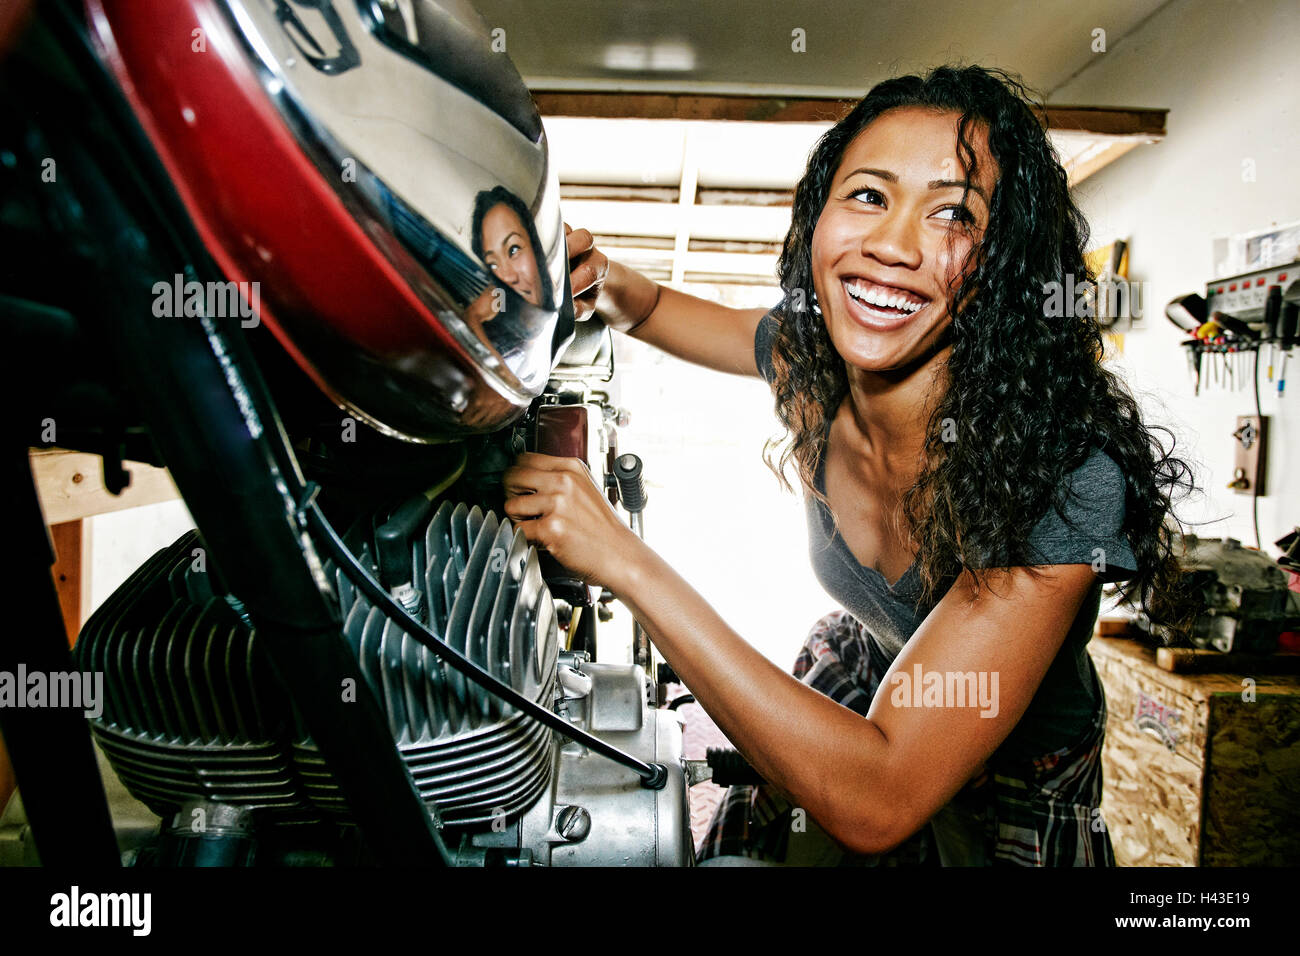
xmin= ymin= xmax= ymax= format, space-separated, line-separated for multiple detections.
xmin=567 ymin=226 xmax=769 ymax=377
xmin=502 ymin=453 xmax=1097 ymax=855
xmin=614 ymin=541 xmax=1096 ymax=854
xmin=628 ymin=271 xmax=769 ymax=378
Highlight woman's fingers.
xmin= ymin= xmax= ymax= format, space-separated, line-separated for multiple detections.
xmin=501 ymin=452 xmax=638 ymax=588
xmin=565 ymin=224 xmax=592 ymax=258
xmin=564 ymin=225 xmax=606 ymax=321
xmin=510 ymin=452 xmax=588 ymax=475
xmin=503 ymin=490 xmax=558 ymax=521
xmin=521 ymin=451 xmax=585 ymax=469
xmin=502 ymin=454 xmax=588 ymax=497
xmin=571 ymin=251 xmax=606 ymax=298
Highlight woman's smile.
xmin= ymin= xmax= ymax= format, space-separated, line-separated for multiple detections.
xmin=841 ymin=275 xmax=932 ymax=331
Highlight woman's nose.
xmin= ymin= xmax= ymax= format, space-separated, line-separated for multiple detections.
xmin=495 ymin=257 xmax=518 ymax=282
xmin=861 ymin=210 xmax=923 ymax=269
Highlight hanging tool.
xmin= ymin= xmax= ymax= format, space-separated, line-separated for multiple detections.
xmin=1264 ymin=286 xmax=1282 ymax=382
xmin=1096 ymin=239 xmax=1128 ymax=327
xmin=1197 ymin=319 xmax=1220 ymax=391
xmin=1165 ymin=292 xmax=1207 ymax=333
xmin=1207 ymin=309 xmax=1261 ymax=393
xmin=1182 ymin=340 xmax=1202 ymax=395
xmin=1212 ymin=309 xmax=1256 ymax=339
xmin=1279 ymin=301 xmax=1297 ymax=397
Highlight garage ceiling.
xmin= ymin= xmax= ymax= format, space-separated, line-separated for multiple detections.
xmin=457 ymin=0 xmax=1172 ymax=287
xmin=468 ymin=0 xmax=1173 ymax=99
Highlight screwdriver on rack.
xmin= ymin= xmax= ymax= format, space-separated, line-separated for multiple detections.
xmin=1213 ymin=310 xmax=1261 ymax=392
xmin=1192 ymin=318 xmax=1219 ymax=390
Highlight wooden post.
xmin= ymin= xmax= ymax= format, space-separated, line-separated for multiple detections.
xmin=49 ymin=519 xmax=86 ymax=645
xmin=0 ymin=736 xmax=12 ymax=817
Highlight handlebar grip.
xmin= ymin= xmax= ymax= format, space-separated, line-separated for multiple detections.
xmin=614 ymin=453 xmax=647 ymax=513
xmin=706 ymin=747 xmax=765 ymax=787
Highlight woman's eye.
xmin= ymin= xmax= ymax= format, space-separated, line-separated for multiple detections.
xmin=487 ymin=262 xmax=498 ymax=273
xmin=936 ymin=205 xmax=975 ymax=224
xmin=508 ymin=243 xmax=522 ymax=257
xmin=850 ymin=187 xmax=885 ymax=206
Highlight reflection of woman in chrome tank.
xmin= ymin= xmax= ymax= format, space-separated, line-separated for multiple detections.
xmin=462 ymin=187 xmax=555 ymax=369
xmin=471 ymin=186 xmax=553 ymax=310
xmin=504 ymin=65 xmax=1198 ymax=866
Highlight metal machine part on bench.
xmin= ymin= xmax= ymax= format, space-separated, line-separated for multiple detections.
xmin=1136 ymin=534 xmax=1300 ymax=653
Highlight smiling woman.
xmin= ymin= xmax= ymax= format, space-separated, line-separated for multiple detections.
xmin=505 ymin=64 xmax=1199 ymax=866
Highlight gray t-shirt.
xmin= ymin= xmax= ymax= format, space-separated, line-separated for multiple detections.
xmin=754 ymin=310 xmax=1136 ymax=763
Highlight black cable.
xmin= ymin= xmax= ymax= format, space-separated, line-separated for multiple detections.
xmin=302 ymin=494 xmax=668 ymax=790
xmin=1253 ymin=346 xmax=1262 ymax=551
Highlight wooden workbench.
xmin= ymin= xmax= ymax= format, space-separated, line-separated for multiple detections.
xmin=1089 ymin=634 xmax=1300 ymax=866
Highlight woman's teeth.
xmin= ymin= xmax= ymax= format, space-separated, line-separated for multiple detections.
xmin=844 ymin=279 xmax=926 ymax=314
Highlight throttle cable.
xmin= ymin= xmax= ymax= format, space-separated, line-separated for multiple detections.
xmin=301 ymin=489 xmax=668 ymax=791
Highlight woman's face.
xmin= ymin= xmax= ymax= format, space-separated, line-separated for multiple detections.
xmin=481 ymin=203 xmax=542 ymax=306
xmin=811 ymin=106 xmax=996 ymax=373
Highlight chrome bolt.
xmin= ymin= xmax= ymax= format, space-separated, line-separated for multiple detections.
xmin=556 ymin=805 xmax=591 ymax=843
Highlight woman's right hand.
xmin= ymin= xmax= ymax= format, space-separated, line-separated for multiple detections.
xmin=563 ymin=222 xmax=765 ymax=376
xmin=565 ymin=222 xmax=660 ymax=333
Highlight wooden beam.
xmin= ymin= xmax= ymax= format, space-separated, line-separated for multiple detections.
xmin=0 ymin=736 xmax=11 ymax=819
xmin=1066 ymin=139 xmax=1142 ymax=186
xmin=534 ymin=92 xmax=1166 ymax=139
xmin=1041 ymin=106 xmax=1166 ymax=138
xmin=689 ymin=238 xmax=784 ymax=255
xmin=534 ymin=91 xmax=852 ymax=123
xmin=30 ymin=449 xmax=179 ymax=525
xmin=560 ymin=184 xmax=680 ymax=203
xmin=48 ymin=520 xmax=86 ymax=645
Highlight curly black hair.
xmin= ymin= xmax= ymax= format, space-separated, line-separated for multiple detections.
xmin=763 ymin=64 xmax=1197 ymax=639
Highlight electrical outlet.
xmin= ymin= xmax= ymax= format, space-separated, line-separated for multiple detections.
xmin=1230 ymin=415 xmax=1268 ymax=496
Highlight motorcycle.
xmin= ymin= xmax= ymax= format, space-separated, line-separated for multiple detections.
xmin=0 ymin=0 xmax=696 ymax=866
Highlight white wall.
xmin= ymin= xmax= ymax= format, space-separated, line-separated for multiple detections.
xmin=87 ymin=500 xmax=195 ymax=618
xmin=611 ymin=283 xmax=840 ymax=670
xmin=1049 ymin=0 xmax=1300 ymax=553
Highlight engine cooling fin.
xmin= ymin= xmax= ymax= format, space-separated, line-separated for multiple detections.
xmin=74 ymin=501 xmax=559 ymax=827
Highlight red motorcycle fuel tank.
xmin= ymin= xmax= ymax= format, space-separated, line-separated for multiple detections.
xmin=87 ymin=0 xmax=575 ymax=439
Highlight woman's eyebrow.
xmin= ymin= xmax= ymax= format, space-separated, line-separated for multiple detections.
xmin=843 ymin=166 xmax=988 ymax=205
xmin=928 ymin=178 xmax=988 ymax=204
xmin=844 ymin=166 xmax=897 ymax=183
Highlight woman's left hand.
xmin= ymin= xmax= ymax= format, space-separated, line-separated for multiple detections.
xmin=502 ymin=452 xmax=644 ymax=591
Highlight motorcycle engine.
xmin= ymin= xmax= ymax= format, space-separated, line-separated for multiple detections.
xmin=74 ymin=482 xmax=692 ymax=866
